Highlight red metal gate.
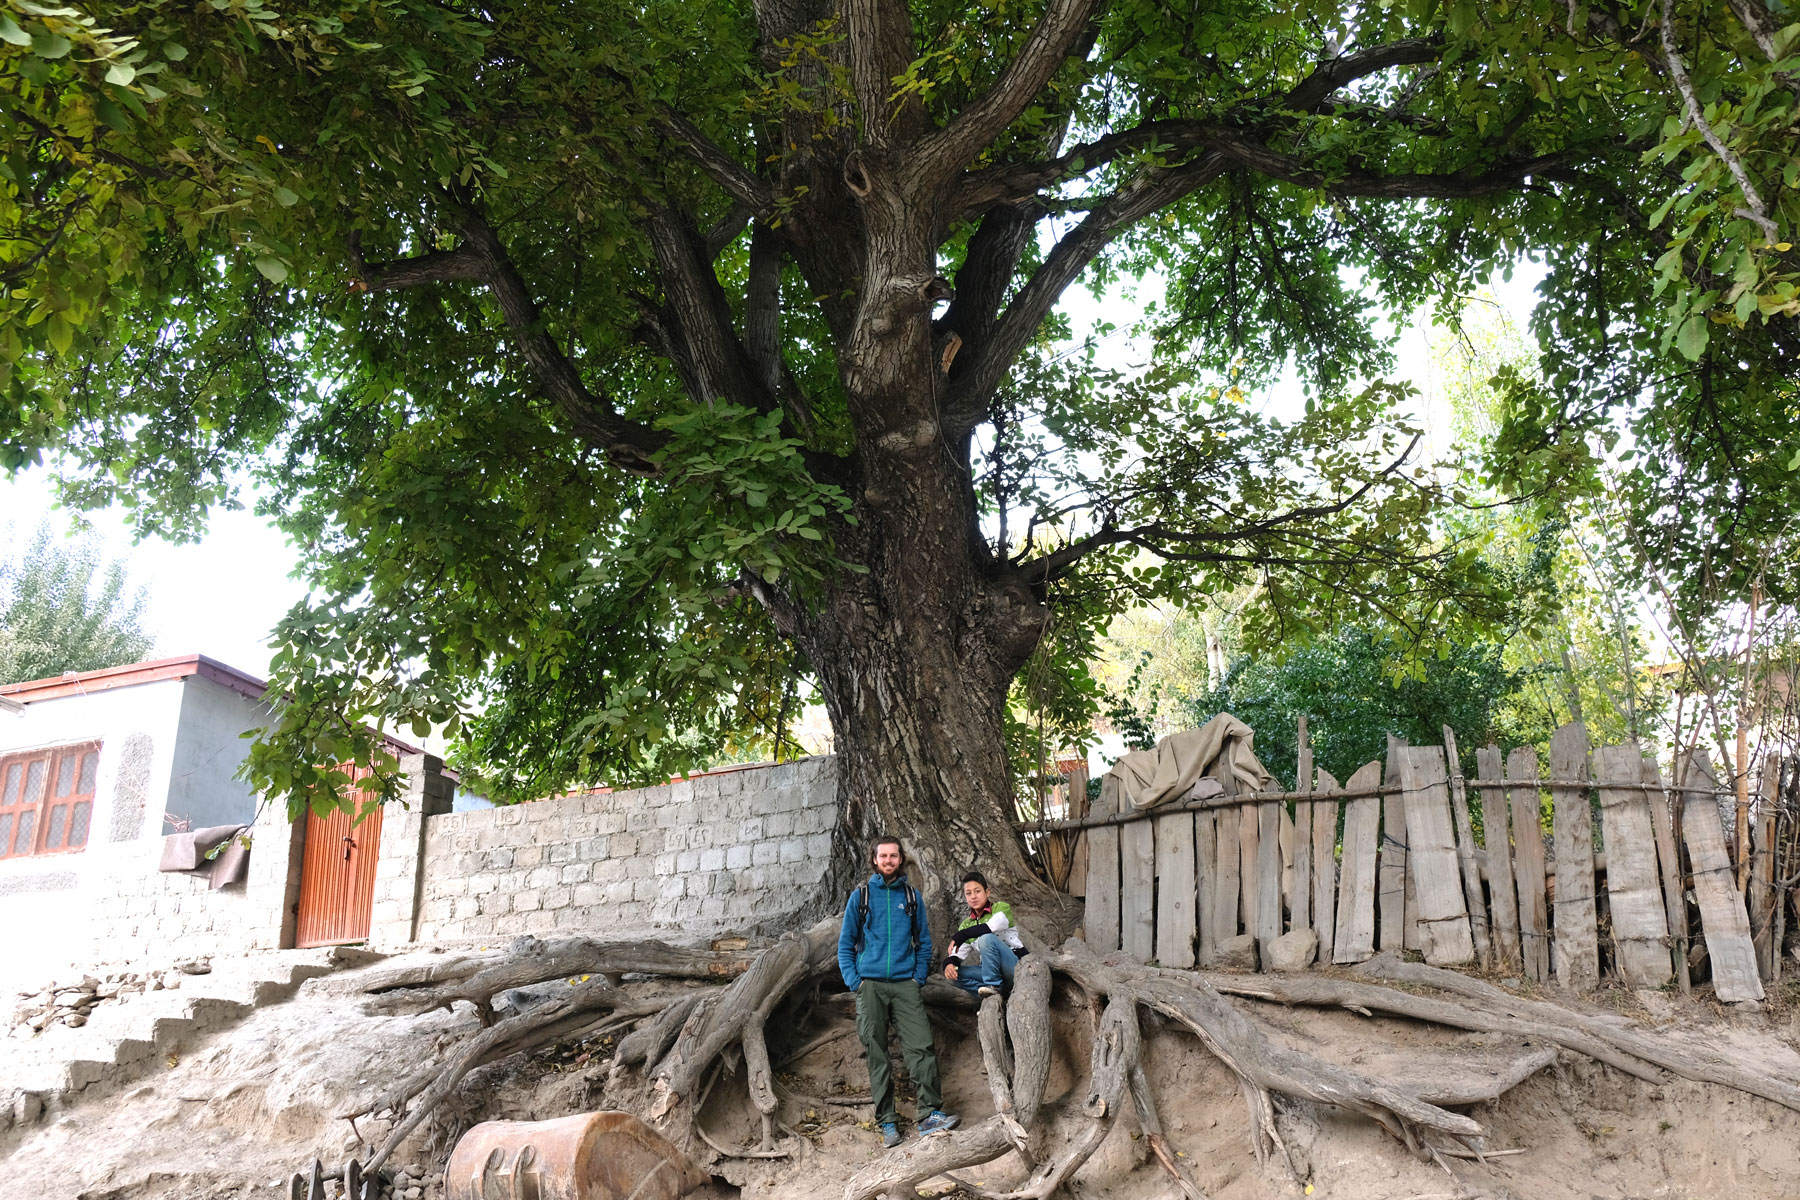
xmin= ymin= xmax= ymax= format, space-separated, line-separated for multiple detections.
xmin=294 ymin=772 xmax=383 ymax=948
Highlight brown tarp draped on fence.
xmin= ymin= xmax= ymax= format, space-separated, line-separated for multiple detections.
xmin=1105 ymin=713 xmax=1274 ymax=811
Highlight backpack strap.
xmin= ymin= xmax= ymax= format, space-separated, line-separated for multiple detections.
xmin=853 ymin=882 xmax=871 ymax=954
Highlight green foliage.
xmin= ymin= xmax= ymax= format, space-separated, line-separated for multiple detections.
xmin=0 ymin=521 xmax=154 ymax=684
xmin=3 ymin=0 xmax=1789 ymax=826
xmin=1188 ymin=627 xmax=1517 ymax=792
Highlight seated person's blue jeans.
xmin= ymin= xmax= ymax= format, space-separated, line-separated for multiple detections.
xmin=952 ymin=933 xmax=1019 ymax=994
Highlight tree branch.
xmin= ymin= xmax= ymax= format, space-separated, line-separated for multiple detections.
xmin=1659 ymin=0 xmax=1776 ymax=238
xmin=844 ymin=0 xmax=929 ymax=147
xmin=661 ymin=109 xmax=773 ymax=212
xmin=910 ymin=0 xmax=1101 ymax=187
xmin=349 ymin=216 xmax=667 ymax=472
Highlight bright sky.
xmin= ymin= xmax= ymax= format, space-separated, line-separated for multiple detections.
xmin=0 ymin=477 xmax=307 ymax=682
xmin=0 ymin=262 xmax=1546 ymax=689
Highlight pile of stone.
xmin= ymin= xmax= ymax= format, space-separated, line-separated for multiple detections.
xmin=316 ymin=1162 xmax=445 ymax=1200
xmin=9 ymin=957 xmax=212 ymax=1036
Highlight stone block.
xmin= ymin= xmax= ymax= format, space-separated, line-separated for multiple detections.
xmin=560 ymin=863 xmax=589 ymax=885
xmin=653 ymin=852 xmax=677 ymax=876
xmin=737 ymin=818 xmax=764 ymax=842
xmin=726 ymin=845 xmax=752 ymax=870
xmin=477 ymin=892 xmax=511 ymax=917
xmin=572 ymin=883 xmax=604 ymax=908
xmin=675 ymin=897 xmax=704 ymax=921
xmin=1215 ymin=934 xmax=1258 ymax=971
xmin=752 ymin=841 xmax=779 ymax=866
xmin=577 ymin=837 xmax=609 ymax=861
xmin=548 ymin=842 xmax=576 ymax=865
xmin=778 ymin=839 xmax=806 ymax=864
xmin=485 ymin=848 xmax=514 ymax=870
xmin=1265 ymin=929 xmax=1317 ymax=972
xmin=452 ymin=896 xmax=480 ymax=920
xmin=542 ymin=885 xmax=572 ymax=909
xmin=594 ymin=813 xmax=627 ymax=835
xmin=513 ymin=890 xmax=542 ymax=913
xmin=526 ymin=866 xmax=560 ymax=890
xmin=699 ymin=848 xmax=726 ymax=872
xmin=523 ymin=910 xmax=556 ymax=934
xmin=676 ymin=850 xmax=700 ymax=873
xmin=592 ymin=858 xmax=626 ymax=883
xmin=701 ymin=897 xmax=727 ymax=918
xmin=611 ymin=834 xmax=639 ymax=859
xmin=632 ymin=877 xmax=659 ymax=902
xmin=659 ymin=875 xmax=686 ymax=901
xmin=626 ymin=857 xmax=653 ymax=879
xmin=512 ymin=845 xmax=544 ymax=869
xmin=468 ymin=874 xmax=499 ymax=897
xmin=627 ymin=810 xmax=656 ymax=833
xmin=764 ymin=812 xmax=794 ymax=837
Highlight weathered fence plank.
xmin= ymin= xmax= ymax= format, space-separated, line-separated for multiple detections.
xmin=1239 ymin=800 xmax=1261 ymax=943
xmin=1085 ymin=774 xmax=1121 ymax=953
xmin=1550 ymin=722 xmax=1598 ymax=990
xmin=1379 ymin=738 xmax=1409 ymax=952
xmin=1257 ymin=798 xmax=1282 ymax=959
xmin=1293 ymin=721 xmax=1313 ymax=935
xmin=1154 ymin=811 xmax=1197 ymax=968
xmin=1441 ymin=726 xmax=1491 ymax=967
xmin=1311 ymin=777 xmax=1337 ymax=963
xmin=1195 ymin=808 xmax=1217 ymax=967
xmin=1397 ymin=746 xmax=1476 ymax=965
xmin=1212 ymin=784 xmax=1242 ymax=948
xmin=1640 ymin=751 xmax=1691 ymax=993
xmin=1333 ymin=761 xmax=1383 ymax=963
xmin=1751 ymin=761 xmax=1779 ymax=982
xmin=1121 ymin=813 xmax=1156 ymax=963
xmin=1477 ymin=744 xmax=1522 ymax=973
xmin=1508 ymin=746 xmax=1550 ymax=983
xmin=1681 ymin=754 xmax=1764 ymax=1002
xmin=1594 ymin=742 xmax=1672 ymax=989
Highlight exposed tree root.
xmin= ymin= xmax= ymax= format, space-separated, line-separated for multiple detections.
xmin=359 ymin=935 xmax=755 ymax=1021
xmin=344 ymin=925 xmax=1800 ymax=1200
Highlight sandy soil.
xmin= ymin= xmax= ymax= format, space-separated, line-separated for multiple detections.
xmin=4 ymin=950 xmax=1799 ymax=1200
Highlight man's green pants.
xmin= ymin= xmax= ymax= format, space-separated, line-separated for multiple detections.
xmin=854 ymin=979 xmax=942 ymax=1124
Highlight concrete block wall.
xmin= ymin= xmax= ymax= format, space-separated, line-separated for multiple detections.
xmin=410 ymin=755 xmax=838 ymax=943
xmin=367 ymin=754 xmax=456 ymax=947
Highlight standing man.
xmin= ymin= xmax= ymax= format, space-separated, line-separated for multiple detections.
xmin=943 ymin=870 xmax=1026 ymax=998
xmin=838 ymin=835 xmax=960 ymax=1147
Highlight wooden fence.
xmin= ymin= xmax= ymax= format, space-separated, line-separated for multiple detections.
xmin=1025 ymin=722 xmax=1795 ymax=1002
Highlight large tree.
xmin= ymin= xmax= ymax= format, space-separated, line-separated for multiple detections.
xmin=1 ymin=0 xmax=1792 ymax=914
xmin=0 ymin=522 xmax=155 ymax=684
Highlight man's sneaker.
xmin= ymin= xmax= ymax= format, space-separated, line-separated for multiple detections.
xmin=916 ymin=1109 xmax=960 ymax=1136
xmin=879 ymin=1121 xmax=903 ymax=1148
xmin=977 ymin=985 xmax=1000 ymax=998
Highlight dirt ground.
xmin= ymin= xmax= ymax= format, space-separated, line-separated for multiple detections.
xmin=5 ymin=949 xmax=1800 ymax=1200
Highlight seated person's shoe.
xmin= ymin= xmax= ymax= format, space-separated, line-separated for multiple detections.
xmin=916 ymin=1109 xmax=960 ymax=1136
xmin=880 ymin=1121 xmax=902 ymax=1148
xmin=976 ymin=985 xmax=1000 ymax=998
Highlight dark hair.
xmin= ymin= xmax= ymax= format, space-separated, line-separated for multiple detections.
xmin=869 ymin=835 xmax=907 ymax=868
xmin=959 ymin=870 xmax=989 ymax=889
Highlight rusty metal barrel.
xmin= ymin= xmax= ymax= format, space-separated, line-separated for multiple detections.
xmin=445 ymin=1112 xmax=708 ymax=1200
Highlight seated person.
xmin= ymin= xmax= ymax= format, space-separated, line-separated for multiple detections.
xmin=943 ymin=870 xmax=1027 ymax=997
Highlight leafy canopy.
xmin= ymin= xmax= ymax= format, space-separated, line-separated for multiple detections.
xmin=0 ymin=0 xmax=1791 ymax=813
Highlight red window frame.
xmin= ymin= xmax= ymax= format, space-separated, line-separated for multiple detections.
xmin=0 ymin=741 xmax=101 ymax=859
